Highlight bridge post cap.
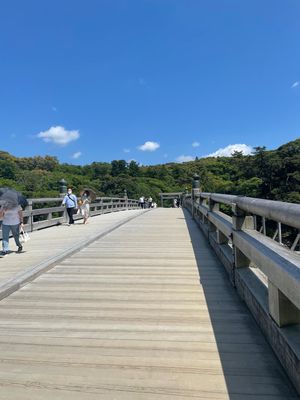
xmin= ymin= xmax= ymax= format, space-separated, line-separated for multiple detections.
xmin=59 ymin=179 xmax=67 ymax=195
xmin=192 ymin=174 xmax=200 ymax=189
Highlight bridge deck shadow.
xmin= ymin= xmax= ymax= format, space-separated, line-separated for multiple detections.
xmin=182 ymin=208 xmax=298 ymax=399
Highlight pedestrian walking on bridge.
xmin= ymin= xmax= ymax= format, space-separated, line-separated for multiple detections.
xmin=62 ymin=187 xmax=78 ymax=225
xmin=139 ymin=196 xmax=145 ymax=209
xmin=80 ymin=190 xmax=91 ymax=224
xmin=0 ymin=205 xmax=24 ymax=255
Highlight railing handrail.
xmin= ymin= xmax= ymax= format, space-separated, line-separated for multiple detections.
xmin=183 ymin=191 xmax=300 ymax=328
xmin=27 ymin=196 xmax=139 ymax=203
xmin=200 ymin=192 xmax=300 ymax=229
xmin=185 ymin=190 xmax=300 ymax=393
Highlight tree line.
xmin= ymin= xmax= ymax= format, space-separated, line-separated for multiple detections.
xmin=0 ymin=138 xmax=299 ymax=204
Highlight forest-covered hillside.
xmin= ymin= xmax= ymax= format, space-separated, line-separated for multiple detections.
xmin=0 ymin=139 xmax=299 ymax=203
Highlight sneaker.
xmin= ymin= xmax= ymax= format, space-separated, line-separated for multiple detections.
xmin=1 ymin=251 xmax=8 ymax=256
xmin=17 ymin=246 xmax=23 ymax=253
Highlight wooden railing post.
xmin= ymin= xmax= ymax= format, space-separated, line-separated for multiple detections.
xmin=27 ymin=200 xmax=33 ymax=232
xmin=208 ymin=197 xmax=218 ymax=234
xmin=124 ymin=190 xmax=128 ymax=210
xmin=268 ymin=281 xmax=300 ymax=327
xmin=232 ymin=202 xmax=254 ymax=269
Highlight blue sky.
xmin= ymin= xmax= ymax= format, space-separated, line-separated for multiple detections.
xmin=0 ymin=0 xmax=299 ymax=165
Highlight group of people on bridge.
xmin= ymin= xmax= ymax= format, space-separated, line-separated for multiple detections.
xmin=0 ymin=187 xmax=92 ymax=256
xmin=2 ymin=189 xmax=157 ymax=256
xmin=138 ymin=196 xmax=157 ymax=209
xmin=62 ymin=187 xmax=92 ymax=225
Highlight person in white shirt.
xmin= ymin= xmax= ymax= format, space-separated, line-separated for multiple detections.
xmin=139 ymin=196 xmax=145 ymax=209
xmin=80 ymin=191 xmax=91 ymax=224
xmin=0 ymin=205 xmax=24 ymax=255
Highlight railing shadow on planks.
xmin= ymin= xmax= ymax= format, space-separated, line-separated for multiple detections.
xmin=183 ymin=190 xmax=300 ymax=394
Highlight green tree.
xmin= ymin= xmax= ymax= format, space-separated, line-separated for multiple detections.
xmin=128 ymin=161 xmax=140 ymax=177
xmin=111 ymin=160 xmax=127 ymax=176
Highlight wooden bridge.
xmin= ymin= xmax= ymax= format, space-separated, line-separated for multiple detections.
xmin=0 ymin=193 xmax=299 ymax=399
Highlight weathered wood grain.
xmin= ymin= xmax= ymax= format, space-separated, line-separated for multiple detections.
xmin=0 ymin=208 xmax=297 ymax=399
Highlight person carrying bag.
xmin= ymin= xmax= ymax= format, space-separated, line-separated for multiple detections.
xmin=20 ymin=226 xmax=30 ymax=243
xmin=0 ymin=205 xmax=24 ymax=255
xmin=62 ymin=187 xmax=78 ymax=225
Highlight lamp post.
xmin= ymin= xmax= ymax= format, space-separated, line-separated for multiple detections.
xmin=192 ymin=174 xmax=200 ymax=219
xmin=59 ymin=179 xmax=67 ymax=197
xmin=192 ymin=174 xmax=200 ymax=190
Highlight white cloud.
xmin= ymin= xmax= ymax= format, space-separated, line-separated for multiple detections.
xmin=123 ymin=148 xmax=131 ymax=153
xmin=176 ymin=155 xmax=195 ymax=163
xmin=37 ymin=126 xmax=80 ymax=145
xmin=291 ymin=81 xmax=300 ymax=88
xmin=205 ymin=144 xmax=253 ymax=158
xmin=138 ymin=141 xmax=160 ymax=151
xmin=72 ymin=151 xmax=82 ymax=159
xmin=192 ymin=141 xmax=200 ymax=148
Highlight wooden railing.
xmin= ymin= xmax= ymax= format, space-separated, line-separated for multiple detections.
xmin=1 ymin=197 xmax=139 ymax=236
xmin=183 ymin=192 xmax=300 ymax=327
xmin=183 ymin=191 xmax=300 ymax=393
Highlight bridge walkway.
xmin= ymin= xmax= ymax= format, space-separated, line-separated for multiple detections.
xmin=0 ymin=209 xmax=144 ymax=297
xmin=0 ymin=208 xmax=297 ymax=399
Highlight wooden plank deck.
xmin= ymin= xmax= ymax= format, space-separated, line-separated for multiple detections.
xmin=0 ymin=208 xmax=297 ymax=399
xmin=0 ymin=209 xmax=144 ymax=287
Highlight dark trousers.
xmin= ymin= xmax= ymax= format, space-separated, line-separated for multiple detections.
xmin=67 ymin=207 xmax=75 ymax=224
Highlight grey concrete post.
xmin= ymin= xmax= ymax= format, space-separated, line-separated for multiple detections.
xmin=268 ymin=280 xmax=300 ymax=327
xmin=192 ymin=174 xmax=200 ymax=219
